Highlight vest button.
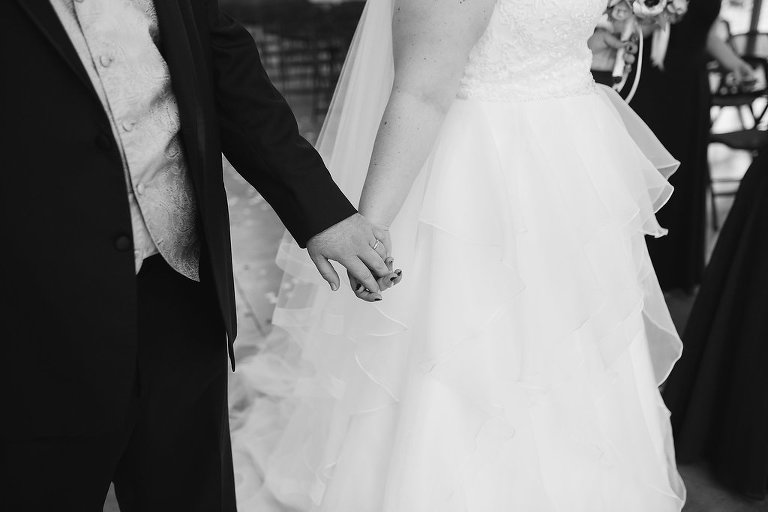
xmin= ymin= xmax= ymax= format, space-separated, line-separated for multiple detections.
xmin=95 ymin=133 xmax=113 ymax=151
xmin=114 ymin=235 xmax=132 ymax=252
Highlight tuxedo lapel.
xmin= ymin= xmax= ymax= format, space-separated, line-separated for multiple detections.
xmin=17 ymin=0 xmax=209 ymax=193
xmin=154 ymin=0 xmax=209 ymax=199
xmin=14 ymin=0 xmax=99 ymax=102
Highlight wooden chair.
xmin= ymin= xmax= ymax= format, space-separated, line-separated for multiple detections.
xmin=729 ymin=31 xmax=768 ymax=60
xmin=708 ymin=55 xmax=768 ymax=229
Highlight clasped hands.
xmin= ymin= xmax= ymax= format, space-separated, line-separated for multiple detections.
xmin=306 ymin=214 xmax=403 ymax=302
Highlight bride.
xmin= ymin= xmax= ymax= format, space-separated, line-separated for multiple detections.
xmin=232 ymin=0 xmax=687 ymax=510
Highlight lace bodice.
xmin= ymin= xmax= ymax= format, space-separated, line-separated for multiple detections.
xmin=458 ymin=0 xmax=606 ymax=102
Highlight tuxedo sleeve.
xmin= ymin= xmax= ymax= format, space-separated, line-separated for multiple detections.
xmin=205 ymin=1 xmax=357 ymax=247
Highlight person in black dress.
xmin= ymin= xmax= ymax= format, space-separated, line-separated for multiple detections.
xmin=626 ymin=0 xmax=753 ymax=293
xmin=630 ymin=0 xmax=719 ymax=293
xmin=662 ymin=149 xmax=768 ymax=500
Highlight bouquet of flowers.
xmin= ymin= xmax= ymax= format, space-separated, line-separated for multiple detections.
xmin=603 ymin=0 xmax=689 ymax=99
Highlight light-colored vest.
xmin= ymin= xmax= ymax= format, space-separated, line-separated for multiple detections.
xmin=51 ymin=0 xmax=201 ymax=280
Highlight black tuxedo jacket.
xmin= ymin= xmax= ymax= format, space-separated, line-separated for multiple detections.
xmin=0 ymin=0 xmax=356 ymax=438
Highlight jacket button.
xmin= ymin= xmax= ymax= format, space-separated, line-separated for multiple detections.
xmin=114 ymin=235 xmax=132 ymax=252
xmin=95 ymin=133 xmax=113 ymax=151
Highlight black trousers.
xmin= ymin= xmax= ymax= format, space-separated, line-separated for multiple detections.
xmin=1 ymin=255 xmax=236 ymax=512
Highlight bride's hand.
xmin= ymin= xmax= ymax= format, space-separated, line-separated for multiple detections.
xmin=348 ymin=265 xmax=401 ymax=301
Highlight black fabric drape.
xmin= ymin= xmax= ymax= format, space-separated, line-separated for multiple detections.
xmin=663 ymin=149 xmax=768 ymax=499
xmin=630 ymin=0 xmax=722 ymax=292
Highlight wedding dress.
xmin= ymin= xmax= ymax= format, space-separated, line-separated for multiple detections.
xmin=231 ymin=0 xmax=687 ymax=510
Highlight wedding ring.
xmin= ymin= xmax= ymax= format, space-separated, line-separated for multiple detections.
xmin=372 ymin=239 xmax=381 ymax=251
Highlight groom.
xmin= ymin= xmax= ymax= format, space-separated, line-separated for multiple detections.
xmin=0 ymin=1 xmax=392 ymax=510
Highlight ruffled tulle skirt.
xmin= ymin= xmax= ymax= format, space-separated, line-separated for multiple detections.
xmin=231 ymin=85 xmax=687 ymax=511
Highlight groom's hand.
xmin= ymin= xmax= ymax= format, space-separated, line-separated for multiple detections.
xmin=307 ymin=214 xmax=393 ymax=301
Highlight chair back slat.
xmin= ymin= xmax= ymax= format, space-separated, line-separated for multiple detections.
xmin=729 ymin=31 xmax=768 ymax=59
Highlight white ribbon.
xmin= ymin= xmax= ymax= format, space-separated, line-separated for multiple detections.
xmin=651 ymin=21 xmax=671 ymax=70
xmin=612 ymin=18 xmax=637 ymax=83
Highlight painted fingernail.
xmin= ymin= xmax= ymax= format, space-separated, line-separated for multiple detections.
xmin=330 ymin=282 xmax=339 ymax=291
xmin=356 ymin=284 xmax=364 ymax=292
xmin=374 ymin=297 xmax=382 ymax=302
xmin=395 ymin=269 xmax=402 ymax=276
